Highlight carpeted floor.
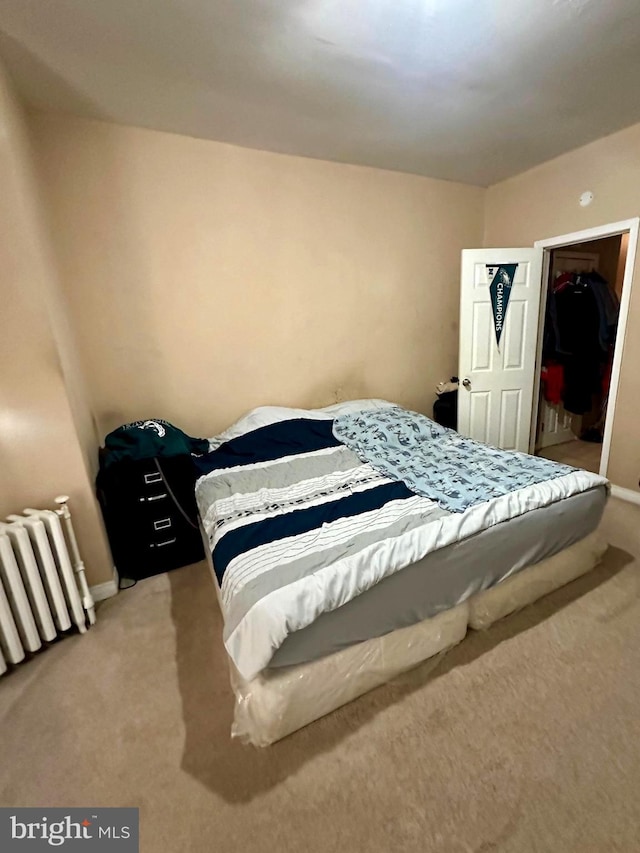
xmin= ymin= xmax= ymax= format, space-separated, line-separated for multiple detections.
xmin=538 ymin=439 xmax=602 ymax=474
xmin=1 ymin=498 xmax=639 ymax=852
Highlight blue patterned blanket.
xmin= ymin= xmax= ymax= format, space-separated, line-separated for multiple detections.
xmin=333 ymin=407 xmax=574 ymax=513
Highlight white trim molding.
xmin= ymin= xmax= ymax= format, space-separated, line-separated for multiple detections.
xmin=534 ymin=219 xmax=640 ymax=250
xmin=90 ymin=566 xmax=119 ymax=602
xmin=610 ymin=485 xmax=640 ymax=507
xmin=534 ymin=217 xmax=640 ymax=480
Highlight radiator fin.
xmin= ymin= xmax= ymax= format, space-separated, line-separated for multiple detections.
xmin=0 ymin=505 xmax=93 ymax=675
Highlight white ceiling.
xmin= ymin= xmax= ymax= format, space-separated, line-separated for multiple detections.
xmin=1 ymin=0 xmax=640 ymax=186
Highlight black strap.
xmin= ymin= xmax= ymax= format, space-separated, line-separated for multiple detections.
xmin=153 ymin=458 xmax=199 ymax=530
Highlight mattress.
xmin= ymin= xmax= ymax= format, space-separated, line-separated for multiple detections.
xmin=196 ymin=400 xmax=608 ymax=680
xmin=269 ymin=485 xmax=607 ymax=668
xmin=232 ymin=601 xmax=471 ymax=747
xmin=230 ymin=531 xmax=607 ymax=746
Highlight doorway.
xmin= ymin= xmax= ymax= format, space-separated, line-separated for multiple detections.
xmin=531 ymin=219 xmax=638 ymax=477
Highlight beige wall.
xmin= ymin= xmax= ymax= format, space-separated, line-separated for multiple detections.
xmin=485 ymin=122 xmax=640 ymax=493
xmin=29 ymin=114 xmax=485 ymax=440
xmin=6 ymin=76 xmax=638 ymax=585
xmin=22 ymin=106 xmax=640 ymax=505
xmin=0 ymin=64 xmax=113 ymax=584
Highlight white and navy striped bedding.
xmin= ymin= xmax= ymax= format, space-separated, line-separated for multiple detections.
xmin=195 ymin=401 xmax=607 ymax=680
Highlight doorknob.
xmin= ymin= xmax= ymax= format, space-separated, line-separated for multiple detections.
xmin=462 ymin=378 xmax=471 ymax=388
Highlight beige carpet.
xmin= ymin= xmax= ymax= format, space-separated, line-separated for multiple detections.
xmin=538 ymin=439 xmax=602 ymax=474
xmin=1 ymin=498 xmax=639 ymax=852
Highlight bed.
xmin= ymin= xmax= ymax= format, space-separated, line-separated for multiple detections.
xmin=194 ymin=400 xmax=608 ymax=746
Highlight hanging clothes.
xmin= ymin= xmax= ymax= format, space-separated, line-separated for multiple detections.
xmin=555 ymin=281 xmax=601 ymax=413
xmin=540 ymin=362 xmax=564 ymax=404
xmin=543 ymin=271 xmax=619 ymax=415
xmin=576 ymin=271 xmax=619 ymax=351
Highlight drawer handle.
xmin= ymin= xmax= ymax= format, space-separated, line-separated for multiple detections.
xmin=150 ymin=538 xmax=177 ymax=549
xmin=139 ymin=493 xmax=168 ymax=503
xmin=153 ymin=518 xmax=172 ymax=531
xmin=144 ymin=472 xmax=163 ymax=485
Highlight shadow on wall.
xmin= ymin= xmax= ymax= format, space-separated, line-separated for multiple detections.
xmin=0 ymin=30 xmax=103 ymax=117
xmin=28 ymin=110 xmax=175 ymax=440
xmin=29 ymin=103 xmax=479 ymax=441
xmin=168 ymin=545 xmax=632 ymax=804
xmin=299 ymin=372 xmax=372 ymax=410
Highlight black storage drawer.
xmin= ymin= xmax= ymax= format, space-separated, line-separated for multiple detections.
xmin=96 ymin=455 xmax=204 ymax=582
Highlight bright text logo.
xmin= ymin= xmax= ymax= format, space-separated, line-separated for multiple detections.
xmin=1 ymin=808 xmax=138 ymax=851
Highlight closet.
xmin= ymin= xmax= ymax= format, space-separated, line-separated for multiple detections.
xmin=534 ymin=234 xmax=627 ymax=473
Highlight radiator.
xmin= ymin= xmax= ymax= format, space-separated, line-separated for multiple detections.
xmin=0 ymin=496 xmax=95 ymax=675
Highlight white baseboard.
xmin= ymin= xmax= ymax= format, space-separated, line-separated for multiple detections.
xmin=610 ymin=485 xmax=640 ymax=507
xmin=90 ymin=566 xmax=119 ymax=602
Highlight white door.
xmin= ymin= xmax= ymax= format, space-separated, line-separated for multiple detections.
xmin=458 ymin=248 xmax=543 ymax=452
xmin=536 ymin=397 xmax=575 ymax=449
xmin=536 ymin=250 xmax=599 ymax=449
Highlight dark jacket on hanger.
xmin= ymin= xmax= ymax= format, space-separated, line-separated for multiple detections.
xmin=545 ymin=275 xmax=612 ymax=415
xmin=578 ymin=271 xmax=619 ymax=351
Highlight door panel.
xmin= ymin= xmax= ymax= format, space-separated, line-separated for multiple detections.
xmin=537 ymin=399 xmax=576 ymax=449
xmin=499 ymin=388 xmax=522 ymax=450
xmin=471 ymin=303 xmax=493 ymax=371
xmin=459 ymin=249 xmax=543 ymax=452
xmin=469 ymin=392 xmax=491 ymax=443
xmin=503 ymin=300 xmax=527 ymax=369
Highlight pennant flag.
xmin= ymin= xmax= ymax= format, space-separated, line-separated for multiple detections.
xmin=487 ymin=263 xmax=518 ymax=348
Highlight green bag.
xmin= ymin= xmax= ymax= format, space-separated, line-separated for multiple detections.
xmin=102 ymin=419 xmax=209 ymax=467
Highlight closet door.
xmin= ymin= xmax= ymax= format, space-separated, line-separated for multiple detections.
xmin=458 ymin=248 xmax=543 ymax=452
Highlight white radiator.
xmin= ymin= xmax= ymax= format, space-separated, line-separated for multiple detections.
xmin=0 ymin=496 xmax=95 ymax=675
